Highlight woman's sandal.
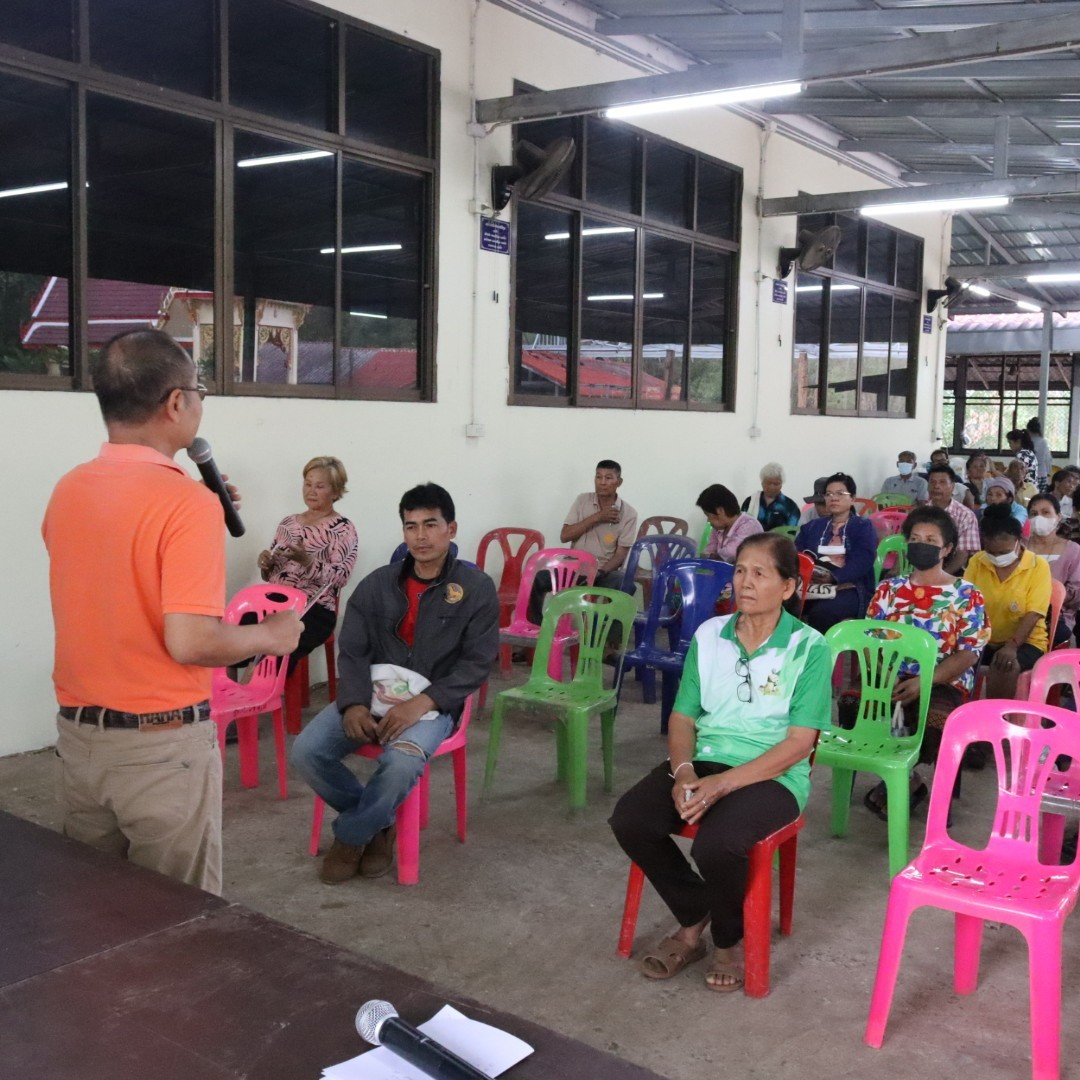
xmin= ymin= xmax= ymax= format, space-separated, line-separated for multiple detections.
xmin=639 ymin=935 xmax=707 ymax=980
xmin=705 ymin=949 xmax=744 ymax=994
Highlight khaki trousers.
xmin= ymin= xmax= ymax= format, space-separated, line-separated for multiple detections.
xmin=55 ymin=715 xmax=223 ymax=895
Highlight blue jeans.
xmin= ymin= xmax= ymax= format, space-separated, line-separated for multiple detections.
xmin=291 ymin=703 xmax=453 ymax=848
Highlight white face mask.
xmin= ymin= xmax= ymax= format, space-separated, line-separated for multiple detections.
xmin=987 ymin=547 xmax=1020 ymax=568
xmin=897 ymin=462 xmax=914 ymax=476
xmin=1030 ymin=515 xmax=1058 ymax=537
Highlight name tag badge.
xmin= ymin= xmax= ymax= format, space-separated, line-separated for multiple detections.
xmin=818 ymin=544 xmax=845 ymax=556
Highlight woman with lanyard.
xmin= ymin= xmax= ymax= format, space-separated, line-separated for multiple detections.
xmin=794 ymin=472 xmax=877 ymax=634
xmin=1025 ymin=493 xmax=1080 ymax=648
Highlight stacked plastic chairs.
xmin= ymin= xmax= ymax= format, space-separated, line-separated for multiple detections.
xmin=475 ymin=527 xmax=545 ymax=629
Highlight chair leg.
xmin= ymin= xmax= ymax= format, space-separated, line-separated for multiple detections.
xmin=482 ymin=700 xmax=505 ymax=795
xmin=883 ymin=771 xmax=910 ymax=878
xmin=284 ymin=670 xmax=303 ymax=736
xmin=236 ymin=714 xmax=260 ymax=789
xmin=396 ymin=784 xmax=422 ymax=886
xmin=309 ymin=796 xmax=325 ymax=856
xmin=601 ymin=708 xmax=615 ymax=793
xmin=864 ymin=893 xmax=914 ymax=1049
xmin=1027 ymin=923 xmax=1063 ymax=1080
xmin=954 ymin=912 xmax=984 ymax=995
xmin=271 ymin=707 xmax=288 ymax=800
xmin=640 ymin=668 xmax=657 ymax=705
xmin=499 ymin=642 xmax=512 ymax=674
xmin=743 ymin=837 xmax=776 ymax=998
xmin=299 ymin=655 xmax=311 ymax=707
xmin=830 ymin=767 xmax=854 ymax=838
xmin=479 ymin=680 xmax=488 ymax=709
xmin=565 ymin=712 xmax=589 ymax=810
xmin=453 ymin=747 xmax=468 ymax=842
xmin=617 ymin=863 xmax=646 ymax=957
xmin=419 ymin=767 xmax=430 ymax=831
xmin=778 ymin=833 xmax=799 ymax=936
xmin=324 ymin=638 xmax=336 ymax=700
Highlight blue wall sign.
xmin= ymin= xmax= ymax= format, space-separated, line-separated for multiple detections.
xmin=480 ymin=216 xmax=510 ymax=254
xmin=772 ymin=279 xmax=788 ymax=304
xmin=922 ymin=314 xmax=933 ymax=334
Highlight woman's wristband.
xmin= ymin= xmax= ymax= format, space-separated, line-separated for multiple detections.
xmin=668 ymin=761 xmax=695 ymax=779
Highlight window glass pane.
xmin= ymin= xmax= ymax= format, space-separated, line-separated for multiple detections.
xmin=642 ymin=235 xmax=689 ymax=402
xmin=690 ymin=247 xmax=731 ymax=406
xmin=889 ymin=298 xmax=914 ymax=416
xmin=345 ymin=28 xmax=431 ymax=157
xmin=832 ymin=213 xmax=863 ymax=277
xmin=895 ymin=232 xmax=921 ymax=292
xmin=792 ymin=273 xmax=824 ymax=412
xmin=86 ymin=95 xmax=214 ymax=378
xmin=339 ymin=160 xmax=424 ymax=394
xmin=234 ymin=131 xmax=334 ymax=386
xmin=0 ymin=74 xmax=72 ymax=376
xmin=514 ymin=116 xmax=579 ymax=200
xmin=862 ymin=291 xmax=892 ymax=412
xmin=229 ymin=0 xmax=336 ymax=131
xmin=645 ymin=142 xmax=692 ymax=229
xmin=580 ymin=216 xmax=635 ymax=401
xmin=513 ymin=203 xmax=572 ymax=399
xmin=585 ymin=118 xmax=640 ymax=216
xmin=826 ymin=284 xmax=861 ymax=412
xmin=0 ymin=2 xmax=74 ymax=60
xmin=90 ymin=0 xmax=216 ymax=98
xmin=866 ymin=223 xmax=895 ymax=286
xmin=696 ymin=158 xmax=739 ymax=240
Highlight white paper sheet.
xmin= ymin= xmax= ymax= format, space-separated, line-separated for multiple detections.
xmin=322 ymin=1004 xmax=534 ymax=1080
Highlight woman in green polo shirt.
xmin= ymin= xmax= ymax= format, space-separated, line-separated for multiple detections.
xmin=610 ymin=532 xmax=832 ymax=994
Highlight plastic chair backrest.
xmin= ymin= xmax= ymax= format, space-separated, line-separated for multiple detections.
xmin=1048 ymin=578 xmax=1066 ymax=649
xmin=390 ymin=541 xmax=458 ymax=564
xmin=824 ymin=619 xmax=938 ymax=748
xmin=797 ymin=552 xmax=814 ymax=602
xmin=697 ymin=521 xmax=713 ymax=555
xmin=1024 ymin=647 xmax=1080 ymax=705
xmin=873 ymin=533 xmax=910 ymax=584
xmin=770 ymin=525 xmax=798 ymax=538
xmin=508 ymin=547 xmax=599 ymax=628
xmin=870 ymin=509 xmax=909 ymax=539
xmin=871 ymin=492 xmax=915 ymax=509
xmin=622 ymin=534 xmax=698 ymax=595
xmin=925 ymin=698 xmax=1080 ymax=863
xmin=527 ymin=587 xmax=637 ymax=695
xmin=637 ymin=516 xmax=689 ymax=538
xmin=641 ymin=559 xmax=734 ymax=652
xmin=475 ymin=527 xmax=545 ymax=598
xmin=853 ymin=497 xmax=878 ymax=517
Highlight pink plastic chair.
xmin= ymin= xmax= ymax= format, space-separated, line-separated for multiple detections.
xmin=498 ymin=548 xmax=598 ymax=679
xmin=475 ymin=527 xmax=546 ymax=628
xmin=864 ymin=699 xmax=1080 ymax=1080
xmin=307 ymin=692 xmax=478 ymax=885
xmin=211 ymin=584 xmax=308 ymax=799
xmin=285 ymin=599 xmax=338 ymax=735
xmin=869 ymin=509 xmax=909 ymax=540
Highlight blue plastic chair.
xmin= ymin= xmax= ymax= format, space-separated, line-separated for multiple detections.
xmin=620 ymin=534 xmax=698 ymax=703
xmin=618 ymin=558 xmax=735 ymax=732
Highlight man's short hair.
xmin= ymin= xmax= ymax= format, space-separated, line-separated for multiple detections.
xmin=399 ymin=483 xmax=455 ymax=524
xmin=927 ymin=463 xmax=959 ymax=482
xmin=596 ymin=459 xmax=622 ymax=475
xmin=91 ymin=329 xmax=196 ymax=425
xmin=898 ymin=450 xmax=916 ymax=462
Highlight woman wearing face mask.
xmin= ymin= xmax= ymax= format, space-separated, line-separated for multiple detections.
xmin=965 ymin=504 xmax=1052 ymax=698
xmin=861 ymin=507 xmax=989 ymax=816
xmin=1025 ymin=494 xmax=1080 ymax=647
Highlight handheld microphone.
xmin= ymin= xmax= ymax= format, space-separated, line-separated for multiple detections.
xmin=355 ymin=1000 xmax=492 ymax=1080
xmin=186 ymin=437 xmax=245 ymax=537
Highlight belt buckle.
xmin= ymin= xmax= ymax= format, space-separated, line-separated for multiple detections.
xmin=138 ymin=710 xmax=184 ymax=732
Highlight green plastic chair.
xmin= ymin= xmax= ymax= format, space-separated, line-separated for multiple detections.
xmin=871 ymin=492 xmax=915 ymax=509
xmin=483 ymin=587 xmax=637 ymax=811
xmin=820 ymin=620 xmax=938 ymax=877
xmin=873 ymin=534 xmax=911 ymax=584
xmin=697 ymin=521 xmax=713 ymax=555
xmin=770 ymin=525 xmax=797 ymax=538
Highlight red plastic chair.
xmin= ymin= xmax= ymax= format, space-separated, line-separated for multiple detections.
xmin=616 ymin=815 xmax=805 ymax=998
xmin=211 ymin=584 xmax=307 ymax=799
xmin=285 ymin=600 xmax=338 ymax=735
xmin=869 ymin=509 xmax=909 ymax=540
xmin=865 ymin=699 xmax=1080 ymax=1080
xmin=475 ymin=527 xmax=545 ymax=628
xmin=307 ymin=692 xmax=478 ymax=885
xmin=853 ymin=497 xmax=878 ymax=517
xmin=498 ymin=548 xmax=598 ymax=678
xmin=797 ymin=552 xmax=814 ymax=607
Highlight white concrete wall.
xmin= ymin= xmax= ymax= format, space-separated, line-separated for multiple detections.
xmin=0 ymin=0 xmax=950 ymax=755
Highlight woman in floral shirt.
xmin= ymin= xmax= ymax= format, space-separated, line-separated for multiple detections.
xmin=863 ymin=505 xmax=990 ymax=817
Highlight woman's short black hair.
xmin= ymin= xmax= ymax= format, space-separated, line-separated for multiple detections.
xmin=734 ymin=532 xmax=803 ymax=615
xmin=1027 ymin=417 xmax=1043 ymax=436
xmin=901 ymin=504 xmax=958 ymax=550
xmin=696 ymin=483 xmax=741 ymax=518
xmin=980 ymin=502 xmax=1022 ymax=542
xmin=824 ymin=472 xmax=857 ymax=497
xmin=1029 ymin=492 xmax=1061 ymax=515
xmin=1007 ymin=428 xmax=1035 ymax=451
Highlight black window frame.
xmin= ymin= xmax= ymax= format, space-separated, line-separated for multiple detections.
xmin=0 ymin=0 xmax=439 ymax=402
xmin=509 ymin=105 xmax=741 ymax=411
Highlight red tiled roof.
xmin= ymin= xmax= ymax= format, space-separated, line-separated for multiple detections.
xmin=348 ymin=349 xmax=417 ymax=390
xmin=521 ymin=349 xmax=679 ymax=399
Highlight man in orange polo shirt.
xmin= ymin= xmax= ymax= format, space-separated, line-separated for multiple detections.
xmin=42 ymin=329 xmax=301 ymax=894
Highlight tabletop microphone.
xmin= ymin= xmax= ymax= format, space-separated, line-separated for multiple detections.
xmin=355 ymin=1000 xmax=492 ymax=1080
xmin=186 ymin=437 xmax=245 ymax=538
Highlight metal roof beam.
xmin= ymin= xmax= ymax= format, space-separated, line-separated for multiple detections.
xmin=476 ymin=13 xmax=1080 ymax=124
xmin=596 ymin=5 xmax=1080 ymax=36
xmin=765 ymin=98 xmax=1080 ymax=119
xmin=838 ymin=140 xmax=1080 ymax=159
xmin=948 ymin=259 xmax=1080 ymax=278
xmin=866 ymin=59 xmax=1080 ymax=79
xmin=761 ymin=173 xmax=1080 ymax=216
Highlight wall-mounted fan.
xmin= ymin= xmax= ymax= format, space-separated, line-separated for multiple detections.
xmin=925 ymin=276 xmax=967 ymax=314
xmin=490 ymin=136 xmax=576 ymax=213
xmin=778 ymin=224 xmax=842 ymax=278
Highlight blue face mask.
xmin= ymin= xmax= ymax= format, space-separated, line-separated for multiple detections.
xmin=897 ymin=462 xmax=914 ymax=476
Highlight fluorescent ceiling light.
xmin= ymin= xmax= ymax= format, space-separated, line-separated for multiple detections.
xmin=604 ymin=81 xmax=801 ymax=119
xmin=237 ymin=150 xmax=333 ymax=168
xmin=0 ymin=181 xmax=68 ymax=199
xmin=861 ymin=195 xmax=1010 ymax=217
xmin=348 ymin=310 xmax=388 ymax=319
xmin=319 ymin=243 xmax=403 ymax=254
xmin=587 ymin=293 xmax=664 ymax=301
xmin=1027 ymin=271 xmax=1080 ymax=282
xmin=795 ymin=283 xmax=858 ymax=293
xmin=544 ymin=226 xmax=635 ymax=240
xmin=1016 ymin=300 xmax=1042 ymax=312
xmin=966 ymin=284 xmax=992 ymax=297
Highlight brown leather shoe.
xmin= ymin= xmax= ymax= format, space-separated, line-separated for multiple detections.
xmin=319 ymin=838 xmax=364 ymax=884
xmin=359 ymin=825 xmax=396 ymax=878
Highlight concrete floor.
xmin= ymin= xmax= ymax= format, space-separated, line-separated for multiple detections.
xmin=3 ymin=665 xmax=1079 ymax=1080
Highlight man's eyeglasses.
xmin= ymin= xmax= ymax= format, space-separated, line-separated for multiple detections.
xmin=825 ymin=490 xmax=851 ymax=499
xmin=159 ymin=384 xmax=208 ymax=403
xmin=735 ymin=657 xmax=752 ymax=703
